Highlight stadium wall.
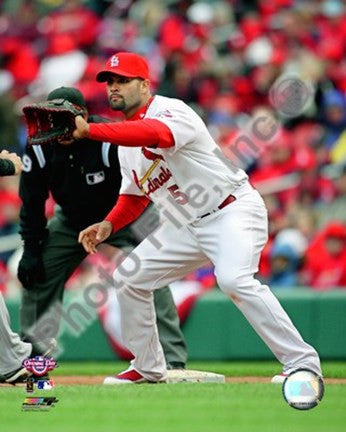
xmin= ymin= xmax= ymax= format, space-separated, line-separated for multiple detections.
xmin=6 ymin=289 xmax=346 ymax=360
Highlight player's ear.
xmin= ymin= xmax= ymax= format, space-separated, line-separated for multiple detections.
xmin=141 ymin=79 xmax=151 ymax=94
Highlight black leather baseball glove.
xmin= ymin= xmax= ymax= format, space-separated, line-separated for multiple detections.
xmin=23 ymin=99 xmax=84 ymax=145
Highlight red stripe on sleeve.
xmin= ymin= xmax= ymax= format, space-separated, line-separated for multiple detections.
xmin=89 ymin=119 xmax=174 ymax=148
xmin=105 ymin=194 xmax=150 ymax=233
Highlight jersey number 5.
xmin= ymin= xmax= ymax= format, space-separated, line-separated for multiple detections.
xmin=167 ymin=184 xmax=188 ymax=205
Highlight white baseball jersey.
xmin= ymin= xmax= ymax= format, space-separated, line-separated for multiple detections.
xmin=118 ymin=95 xmax=248 ymax=224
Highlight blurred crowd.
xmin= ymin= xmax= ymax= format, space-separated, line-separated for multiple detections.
xmin=0 ymin=0 xmax=346 ymax=295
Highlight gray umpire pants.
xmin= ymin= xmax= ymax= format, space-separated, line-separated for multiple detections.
xmin=0 ymin=292 xmax=31 ymax=375
xmin=20 ymin=214 xmax=187 ymax=366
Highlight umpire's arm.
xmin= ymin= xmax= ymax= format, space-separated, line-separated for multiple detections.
xmin=19 ymin=145 xmax=49 ymax=243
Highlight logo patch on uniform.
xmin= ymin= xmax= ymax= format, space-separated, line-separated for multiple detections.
xmin=86 ymin=171 xmax=105 ymax=185
xmin=110 ymin=55 xmax=119 ymax=67
xmin=22 ymin=154 xmax=32 ymax=172
xmin=156 ymin=110 xmax=173 ymax=118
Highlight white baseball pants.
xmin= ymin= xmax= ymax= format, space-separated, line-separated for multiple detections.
xmin=0 ymin=293 xmax=31 ymax=375
xmin=113 ymin=182 xmax=321 ymax=381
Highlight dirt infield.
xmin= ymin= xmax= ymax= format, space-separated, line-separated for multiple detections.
xmin=1 ymin=376 xmax=345 ymax=387
xmin=48 ymin=375 xmax=346 ymax=385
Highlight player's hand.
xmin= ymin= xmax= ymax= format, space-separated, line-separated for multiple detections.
xmin=73 ymin=115 xmax=90 ymax=140
xmin=78 ymin=221 xmax=113 ymax=254
xmin=0 ymin=150 xmax=23 ymax=175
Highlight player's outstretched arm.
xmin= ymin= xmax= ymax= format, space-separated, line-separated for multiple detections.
xmin=73 ymin=116 xmax=174 ymax=148
xmin=78 ymin=221 xmax=112 ymax=254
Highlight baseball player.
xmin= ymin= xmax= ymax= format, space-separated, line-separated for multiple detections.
xmin=74 ymin=52 xmax=322 ymax=384
xmin=0 ymin=150 xmax=32 ymax=383
xmin=0 ymin=151 xmax=56 ymax=384
xmin=18 ymin=86 xmax=187 ymax=370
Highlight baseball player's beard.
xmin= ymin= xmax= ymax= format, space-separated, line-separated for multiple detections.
xmin=109 ymin=97 xmax=126 ymax=111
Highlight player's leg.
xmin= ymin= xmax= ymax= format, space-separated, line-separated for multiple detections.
xmin=0 ymin=292 xmax=31 ymax=377
xmin=106 ymin=223 xmax=188 ymax=369
xmin=20 ymin=217 xmax=87 ymax=348
xmin=199 ymin=184 xmax=321 ymax=376
xmin=111 ymin=221 xmax=208 ymax=382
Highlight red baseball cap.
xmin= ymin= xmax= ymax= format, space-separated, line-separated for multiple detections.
xmin=96 ymin=52 xmax=149 ymax=82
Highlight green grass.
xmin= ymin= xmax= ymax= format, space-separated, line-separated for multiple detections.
xmin=1 ymin=362 xmax=345 ymax=432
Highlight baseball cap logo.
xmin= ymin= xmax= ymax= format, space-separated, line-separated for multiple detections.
xmin=110 ymin=55 xmax=119 ymax=67
xmin=96 ymin=52 xmax=150 ymax=82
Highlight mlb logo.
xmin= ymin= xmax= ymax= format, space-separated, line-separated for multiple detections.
xmin=37 ymin=380 xmax=54 ymax=390
xmin=86 ymin=171 xmax=105 ymax=185
xmin=110 ymin=55 xmax=119 ymax=67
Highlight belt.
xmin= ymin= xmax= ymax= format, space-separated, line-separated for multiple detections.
xmin=199 ymin=194 xmax=236 ymax=219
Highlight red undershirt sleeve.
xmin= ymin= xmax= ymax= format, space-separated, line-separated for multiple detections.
xmin=88 ymin=119 xmax=175 ymax=148
xmin=104 ymin=194 xmax=150 ymax=233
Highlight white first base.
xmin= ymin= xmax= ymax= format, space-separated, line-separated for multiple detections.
xmin=166 ymin=369 xmax=225 ymax=384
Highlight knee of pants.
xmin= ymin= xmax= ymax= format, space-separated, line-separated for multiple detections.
xmin=216 ymin=271 xmax=255 ymax=296
xmin=112 ymin=249 xmax=166 ymax=291
xmin=112 ymin=264 xmax=149 ymax=292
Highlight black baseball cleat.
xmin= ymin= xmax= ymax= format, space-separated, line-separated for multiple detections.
xmin=0 ymin=339 xmax=56 ymax=385
xmin=0 ymin=370 xmax=50 ymax=385
xmin=1 ymin=367 xmax=51 ymax=386
xmin=0 ymin=367 xmax=32 ymax=384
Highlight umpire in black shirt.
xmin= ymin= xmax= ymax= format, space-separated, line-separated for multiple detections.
xmin=18 ymin=87 xmax=187 ymax=368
